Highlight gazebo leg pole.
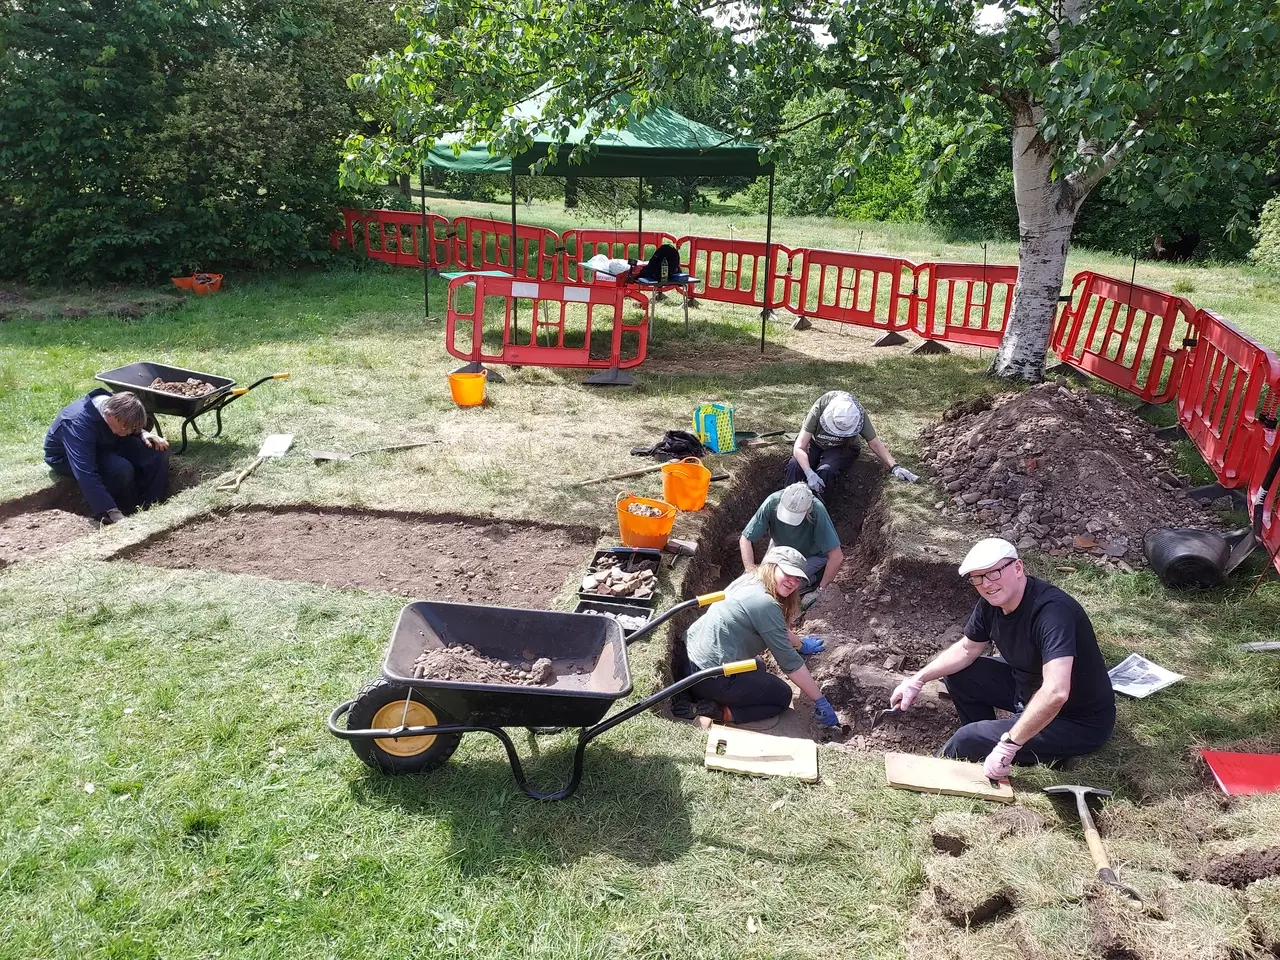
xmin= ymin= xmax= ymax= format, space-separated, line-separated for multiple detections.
xmin=760 ymin=169 xmax=775 ymax=353
xmin=511 ymin=167 xmax=518 ymax=338
xmin=422 ymin=163 xmax=430 ymax=321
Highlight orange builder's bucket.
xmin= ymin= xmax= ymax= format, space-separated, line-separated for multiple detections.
xmin=616 ymin=491 xmax=677 ymax=549
xmin=448 ymin=371 xmax=486 ymax=407
xmin=661 ymin=456 xmax=711 ymax=512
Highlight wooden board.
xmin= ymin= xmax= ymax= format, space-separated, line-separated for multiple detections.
xmin=704 ymin=724 xmax=819 ymax=782
xmin=884 ymin=752 xmax=1014 ymax=803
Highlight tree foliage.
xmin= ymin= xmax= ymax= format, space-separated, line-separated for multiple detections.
xmin=0 ymin=0 xmax=398 ymax=282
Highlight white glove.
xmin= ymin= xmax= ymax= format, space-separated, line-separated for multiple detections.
xmin=889 ymin=676 xmax=924 ymax=710
xmin=891 ymin=465 xmax=919 ymax=483
xmin=804 ymin=468 xmax=825 ymax=494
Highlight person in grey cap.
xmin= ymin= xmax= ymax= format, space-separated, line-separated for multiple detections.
xmin=739 ymin=482 xmax=842 ymax=611
xmin=784 ymin=390 xmax=918 ymax=494
xmin=682 ymin=545 xmax=841 ymax=727
xmin=887 ymin=538 xmax=1115 ymax=780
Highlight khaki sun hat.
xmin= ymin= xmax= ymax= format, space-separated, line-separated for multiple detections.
xmin=762 ymin=545 xmax=811 ymax=582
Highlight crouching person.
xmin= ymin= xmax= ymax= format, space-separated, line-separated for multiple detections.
xmin=887 ymin=538 xmax=1115 ymax=780
xmin=44 ymin=390 xmax=170 ymax=524
xmin=683 ymin=546 xmax=840 ymax=728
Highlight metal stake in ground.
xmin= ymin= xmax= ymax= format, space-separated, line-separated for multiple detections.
xmin=1043 ymin=784 xmax=1143 ymax=904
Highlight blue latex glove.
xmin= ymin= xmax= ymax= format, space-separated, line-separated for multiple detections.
xmin=813 ymin=696 xmax=839 ymax=727
xmin=799 ymin=635 xmax=825 ymax=655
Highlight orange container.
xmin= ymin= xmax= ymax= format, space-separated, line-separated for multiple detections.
xmin=172 ymin=273 xmax=223 ymax=295
xmin=616 ymin=492 xmax=677 ymax=549
xmin=661 ymin=457 xmax=712 ymax=511
xmin=448 ymin=371 xmax=487 ymax=407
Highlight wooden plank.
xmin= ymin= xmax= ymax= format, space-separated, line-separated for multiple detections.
xmin=884 ymin=752 xmax=1014 ymax=803
xmin=704 ymin=724 xmax=818 ymax=782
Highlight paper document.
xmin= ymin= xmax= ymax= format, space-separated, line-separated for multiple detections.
xmin=1108 ymin=653 xmax=1184 ymax=698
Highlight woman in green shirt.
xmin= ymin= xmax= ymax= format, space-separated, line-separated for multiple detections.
xmin=683 ymin=546 xmax=840 ymax=727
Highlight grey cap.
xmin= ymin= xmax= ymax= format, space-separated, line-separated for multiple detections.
xmin=776 ymin=482 xmax=814 ymax=525
xmin=761 ymin=545 xmax=811 ymax=582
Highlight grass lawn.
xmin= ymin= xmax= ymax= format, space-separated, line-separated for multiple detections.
xmin=2 ymin=209 xmax=1280 ymax=959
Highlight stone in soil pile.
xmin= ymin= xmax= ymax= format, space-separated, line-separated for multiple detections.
xmin=627 ymin=503 xmax=666 ymax=518
xmin=919 ymin=383 xmax=1222 ymax=567
xmin=581 ymin=609 xmax=650 ymax=632
xmin=412 ymin=645 xmax=555 ymax=685
xmin=150 ymin=377 xmax=216 ymax=397
xmin=581 ymin=566 xmax=656 ymax=599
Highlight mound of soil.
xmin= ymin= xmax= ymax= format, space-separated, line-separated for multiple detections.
xmin=412 ymin=646 xmax=555 ymax=686
xmin=118 ymin=506 xmax=598 ymax=604
xmin=919 ymin=383 xmax=1222 ymax=567
xmin=150 ymin=377 xmax=215 ymax=397
xmin=1202 ymin=846 xmax=1280 ymax=889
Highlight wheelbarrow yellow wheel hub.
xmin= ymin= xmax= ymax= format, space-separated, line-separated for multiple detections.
xmin=371 ymin=699 xmax=438 ymax=757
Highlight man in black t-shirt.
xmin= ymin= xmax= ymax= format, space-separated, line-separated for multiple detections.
xmin=887 ymin=538 xmax=1115 ymax=780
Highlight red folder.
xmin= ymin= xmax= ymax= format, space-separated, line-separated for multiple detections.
xmin=1201 ymin=750 xmax=1280 ymax=796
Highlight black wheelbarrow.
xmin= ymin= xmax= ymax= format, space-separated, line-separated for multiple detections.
xmin=327 ymin=591 xmax=753 ymax=800
xmin=95 ymin=361 xmax=290 ymax=453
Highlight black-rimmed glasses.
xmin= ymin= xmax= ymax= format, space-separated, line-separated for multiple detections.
xmin=965 ymin=558 xmax=1017 ymax=586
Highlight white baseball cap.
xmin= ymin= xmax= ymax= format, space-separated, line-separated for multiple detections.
xmin=775 ymin=483 xmax=813 ymax=526
xmin=958 ymin=538 xmax=1019 ymax=577
xmin=762 ymin=545 xmax=811 ymax=582
xmin=819 ymin=393 xmax=863 ymax=437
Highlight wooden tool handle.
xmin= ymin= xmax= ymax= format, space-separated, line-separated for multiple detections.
xmin=1076 ymin=794 xmax=1112 ymax=870
xmin=577 ymin=461 xmax=674 ymax=486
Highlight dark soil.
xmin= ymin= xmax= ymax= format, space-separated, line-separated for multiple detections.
xmin=412 ymin=645 xmax=555 ymax=685
xmin=933 ymin=883 xmax=1015 ymax=927
xmin=1203 ymin=846 xmax=1280 ymax=889
xmin=0 ymin=465 xmax=203 ymax=566
xmin=150 ymin=377 xmax=215 ymax=397
xmin=930 ymin=829 xmax=969 ymax=856
xmin=920 ymin=382 xmax=1225 ymax=567
xmin=116 ymin=506 xmax=598 ymax=603
xmin=672 ymin=450 xmax=966 ymax=754
xmin=1087 ymin=886 xmax=1146 ymax=960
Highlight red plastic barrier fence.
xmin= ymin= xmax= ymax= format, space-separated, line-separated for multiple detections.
xmin=779 ymin=247 xmax=915 ymax=332
xmin=331 ymin=209 xmax=453 ymax=268
xmin=452 ymin=217 xmax=560 ymax=280
xmin=1175 ymin=309 xmax=1280 ymax=490
xmin=1051 ymin=272 xmax=1197 ymax=404
xmin=559 ymin=230 xmax=678 ymax=283
xmin=445 ymin=275 xmax=650 ymax=371
xmin=912 ymin=261 xmax=1019 ymax=348
xmin=683 ymin=235 xmax=790 ymax=310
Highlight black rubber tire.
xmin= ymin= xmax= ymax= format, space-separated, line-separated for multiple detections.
xmin=346 ymin=677 xmax=462 ymax=775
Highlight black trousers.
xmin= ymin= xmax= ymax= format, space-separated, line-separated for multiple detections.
xmin=783 ymin=442 xmax=858 ymax=494
xmin=48 ymin=435 xmax=169 ymax=515
xmin=689 ymin=657 xmax=793 ymax=724
xmin=940 ymin=656 xmax=1114 ymax=765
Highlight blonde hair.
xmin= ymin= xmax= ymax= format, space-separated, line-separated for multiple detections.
xmin=754 ymin=562 xmax=800 ymax=623
xmin=103 ymin=392 xmax=147 ymax=432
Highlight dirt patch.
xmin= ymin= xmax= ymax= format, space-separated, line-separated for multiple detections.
xmin=1087 ymin=886 xmax=1147 ymax=959
xmin=1202 ymin=846 xmax=1280 ymax=889
xmin=412 ymin=645 xmax=555 ymax=685
xmin=116 ymin=506 xmax=599 ymax=603
xmin=0 ymin=286 xmax=183 ymax=322
xmin=933 ymin=883 xmax=1015 ymax=927
xmin=919 ymin=382 xmax=1224 ymax=567
xmin=930 ymin=829 xmax=969 ymax=857
xmin=0 ymin=464 xmax=203 ymax=566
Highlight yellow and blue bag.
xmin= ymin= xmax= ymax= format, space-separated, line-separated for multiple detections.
xmin=693 ymin=403 xmax=736 ymax=453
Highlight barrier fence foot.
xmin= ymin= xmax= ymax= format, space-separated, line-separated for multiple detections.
xmin=873 ymin=331 xmax=909 ymax=347
xmin=584 ymin=367 xmax=635 ymax=387
xmin=790 ymin=316 xmax=812 ymax=331
xmin=452 ymin=361 xmax=505 ymax=384
xmin=1046 ymin=362 xmax=1090 ymax=383
xmin=1224 ymin=527 xmax=1257 ymax=575
xmin=654 ymin=291 xmax=669 ymax=303
xmin=759 ymin=308 xmax=780 ymax=323
xmin=683 ymin=297 xmax=700 ymax=309
xmin=1155 ymin=424 xmax=1186 ymax=441
xmin=910 ymin=339 xmax=951 ymax=355
xmin=1187 ymin=482 xmax=1247 ymax=508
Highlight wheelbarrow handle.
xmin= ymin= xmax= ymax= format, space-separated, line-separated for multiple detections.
xmin=230 ymin=371 xmax=292 ymax=397
xmin=624 ymin=591 xmax=726 ymax=646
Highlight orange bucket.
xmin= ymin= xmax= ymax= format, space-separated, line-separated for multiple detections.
xmin=616 ymin=491 xmax=677 ymax=549
xmin=448 ymin=371 xmax=486 ymax=407
xmin=661 ymin=457 xmax=712 ymax=511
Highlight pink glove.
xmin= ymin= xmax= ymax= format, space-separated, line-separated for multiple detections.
xmin=889 ymin=677 xmax=924 ymax=711
xmin=983 ymin=737 xmax=1021 ymax=781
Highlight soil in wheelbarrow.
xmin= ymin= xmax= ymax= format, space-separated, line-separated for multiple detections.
xmin=412 ymin=645 xmax=557 ymax=686
xmin=115 ymin=505 xmax=599 ymax=604
xmin=0 ymin=464 xmax=202 ymax=566
xmin=670 ymin=451 xmax=969 ymax=754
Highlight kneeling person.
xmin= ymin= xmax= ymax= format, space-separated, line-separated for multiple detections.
xmin=785 ymin=390 xmax=917 ymax=495
xmin=739 ymin=482 xmax=842 ymax=609
xmin=44 ymin=390 xmax=170 ymax=524
xmin=888 ymin=538 xmax=1115 ymax=780
xmin=684 ymin=546 xmax=839 ymax=727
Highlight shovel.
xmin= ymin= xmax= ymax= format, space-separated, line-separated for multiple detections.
xmin=1044 ymin=784 xmax=1143 ymax=904
xmin=309 ymin=441 xmax=440 ymax=463
xmin=217 ymin=433 xmax=293 ymax=492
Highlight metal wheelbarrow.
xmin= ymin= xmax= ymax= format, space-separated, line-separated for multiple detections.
xmin=95 ymin=360 xmax=290 ymax=454
xmin=327 ymin=591 xmax=750 ymax=800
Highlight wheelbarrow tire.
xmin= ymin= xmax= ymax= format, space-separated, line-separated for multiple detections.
xmin=346 ymin=678 xmax=462 ymax=775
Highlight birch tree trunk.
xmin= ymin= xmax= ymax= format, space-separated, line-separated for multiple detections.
xmin=990 ymin=99 xmax=1081 ymax=381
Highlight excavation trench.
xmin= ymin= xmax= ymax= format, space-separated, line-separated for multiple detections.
xmin=671 ymin=451 xmax=975 ymax=752
xmin=114 ymin=506 xmax=599 ymax=605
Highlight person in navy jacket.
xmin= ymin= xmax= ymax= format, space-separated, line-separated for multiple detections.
xmin=44 ymin=390 xmax=170 ymax=524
